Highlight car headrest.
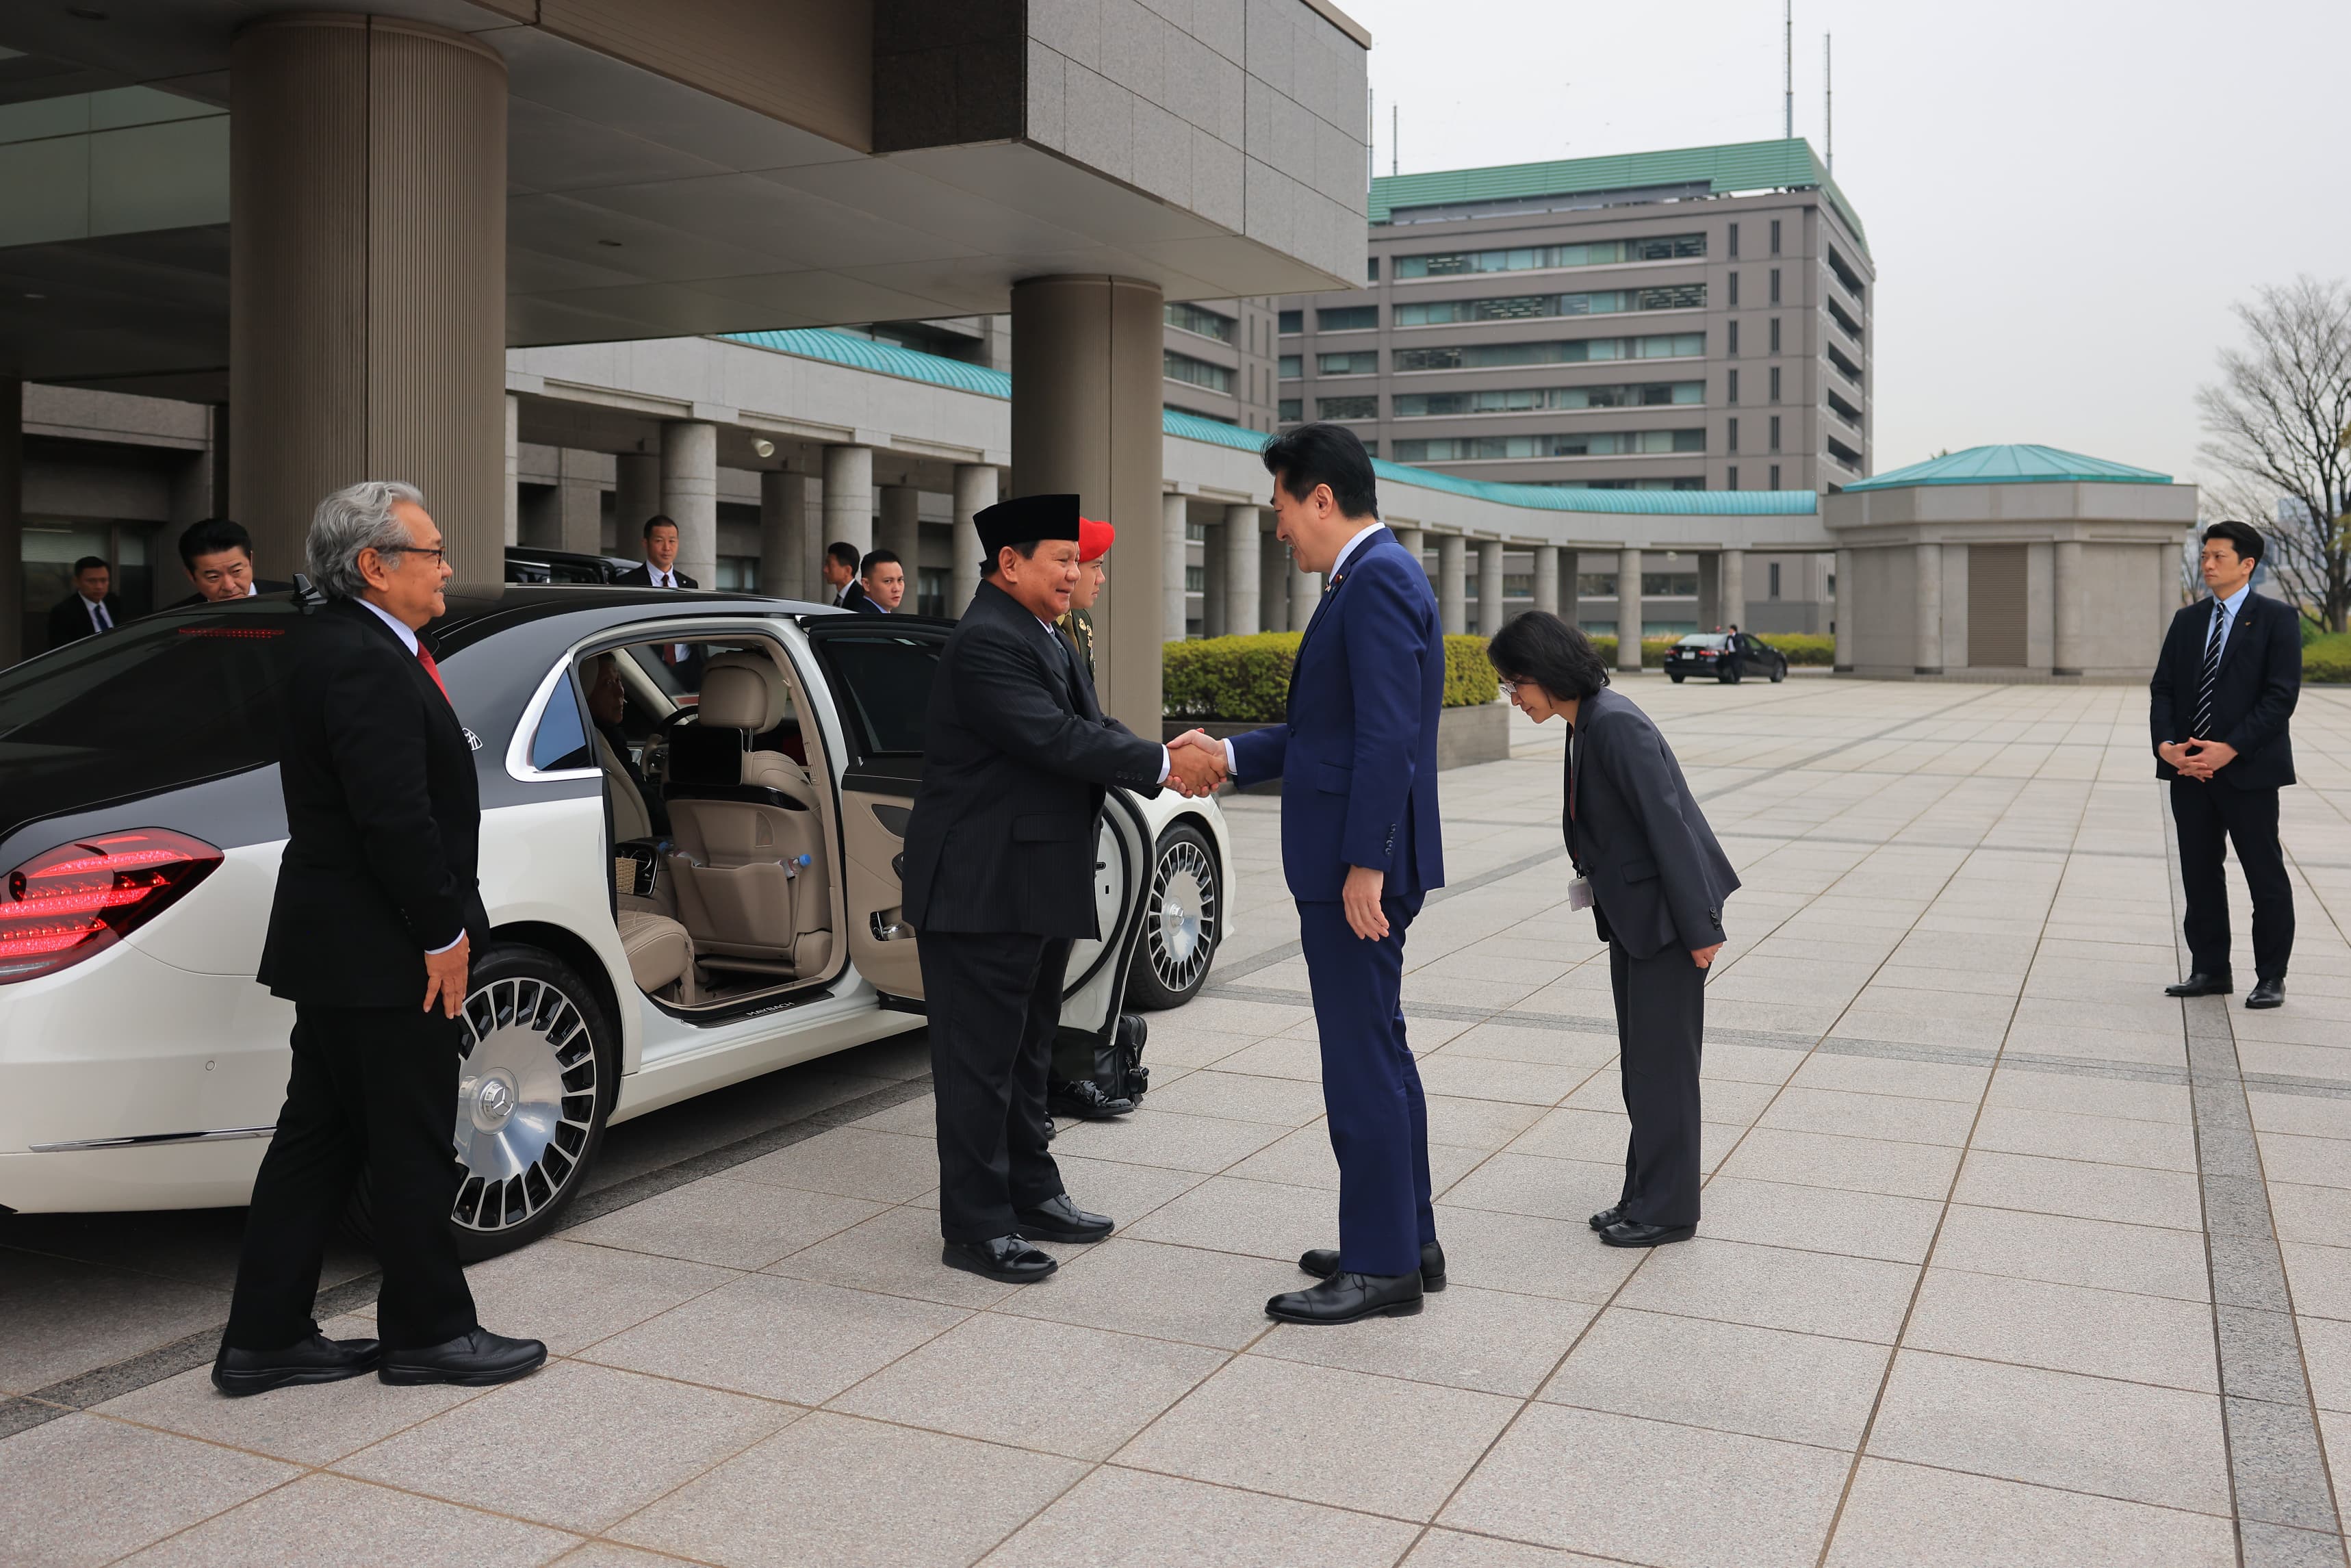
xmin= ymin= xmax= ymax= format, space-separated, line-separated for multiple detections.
xmin=697 ymin=654 xmax=782 ymax=730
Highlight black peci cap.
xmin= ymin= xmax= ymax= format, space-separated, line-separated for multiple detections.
xmin=975 ymin=493 xmax=1082 ymax=558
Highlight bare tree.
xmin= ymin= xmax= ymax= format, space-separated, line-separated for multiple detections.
xmin=2195 ymin=275 xmax=2351 ymax=631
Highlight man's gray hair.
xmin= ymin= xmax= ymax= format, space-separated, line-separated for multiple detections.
xmin=308 ymin=481 xmax=426 ymax=599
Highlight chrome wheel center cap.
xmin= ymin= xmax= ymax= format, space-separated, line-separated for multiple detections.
xmin=469 ymin=1070 xmax=519 ymax=1131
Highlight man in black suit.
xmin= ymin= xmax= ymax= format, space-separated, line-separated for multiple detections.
xmin=2153 ymin=519 xmax=2302 ymax=1009
xmin=853 ymin=548 xmax=905 ymax=613
xmin=613 ymin=515 xmax=697 ymax=589
xmin=830 ymin=541 xmax=874 ymax=613
xmin=46 ymin=556 xmax=123 ymax=647
xmin=1489 ymin=611 xmax=1740 ymax=1248
xmin=901 ymin=493 xmax=1223 ymax=1283
xmin=167 ymin=517 xmax=293 ymax=608
xmin=214 ymin=480 xmax=543 ymax=1396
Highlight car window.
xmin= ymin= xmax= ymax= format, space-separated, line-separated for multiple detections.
xmin=530 ymin=669 xmax=593 ymax=771
xmin=1675 ymin=634 xmax=1729 ymax=649
xmin=814 ymin=632 xmax=942 ymax=756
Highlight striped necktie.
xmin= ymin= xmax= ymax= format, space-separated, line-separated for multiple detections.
xmin=2192 ymin=600 xmax=2226 ymax=737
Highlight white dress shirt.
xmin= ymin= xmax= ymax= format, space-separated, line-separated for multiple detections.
xmin=2209 ymin=581 xmax=2252 ymax=658
xmin=352 ymin=597 xmax=463 ymax=955
xmin=645 ymin=566 xmax=679 ymax=588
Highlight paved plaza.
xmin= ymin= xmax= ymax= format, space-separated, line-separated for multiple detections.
xmin=5 ymin=675 xmax=2351 ymax=1567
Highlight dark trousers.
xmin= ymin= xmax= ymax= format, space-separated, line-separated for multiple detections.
xmin=2172 ymin=778 xmax=2294 ymax=982
xmin=1298 ymin=895 xmax=1434 ymax=1278
xmin=1610 ymin=940 xmax=1706 ymax=1228
xmin=923 ymin=931 xmax=1072 ymax=1244
xmin=223 ymin=1005 xmax=478 ymax=1352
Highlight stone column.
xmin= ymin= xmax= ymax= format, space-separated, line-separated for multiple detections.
xmin=1010 ymin=275 xmax=1164 ymax=732
xmin=1224 ymin=504 xmax=1261 ymax=636
xmin=1834 ymin=546 xmax=1855 ymax=671
xmin=1476 ymin=539 xmax=1505 ymax=637
xmin=1437 ymin=533 xmax=1466 ymax=635
xmin=758 ymin=470 xmax=807 ymax=599
xmin=1617 ymin=546 xmax=1644 ymax=672
xmin=821 ymin=444 xmax=873 ymax=561
xmin=556 ymin=449 xmax=602 ymax=554
xmin=1719 ymin=548 xmax=1747 ymax=631
xmin=614 ymin=452 xmax=659 ymax=552
xmin=0 ymin=376 xmax=20 ymax=665
xmin=1697 ymin=552 xmax=1721 ymax=630
xmin=230 ymin=14 xmax=506 ymax=582
xmin=1288 ymin=550 xmax=1321 ymax=630
xmin=1559 ymin=549 xmax=1581 ymax=628
xmin=1394 ymin=525 xmax=1427 ymax=584
xmin=1161 ymin=493 xmax=1190 ymax=641
xmin=1914 ymin=539 xmax=1944 ymax=676
xmin=1534 ymin=543 xmax=1560 ymax=616
xmin=2053 ymin=537 xmax=2084 ymax=677
xmin=877 ymin=483 xmax=921 ymax=569
xmin=660 ymin=420 xmax=718 ymax=588
xmin=1262 ymin=532 xmax=1290 ymax=632
xmin=502 ymin=393 xmax=520 ymax=548
xmin=950 ymin=463 xmax=994 ymax=615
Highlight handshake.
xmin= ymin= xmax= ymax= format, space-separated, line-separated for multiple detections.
xmin=1164 ymin=729 xmax=1231 ymax=798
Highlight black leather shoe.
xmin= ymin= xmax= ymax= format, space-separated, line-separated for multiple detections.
xmin=211 ymin=1333 xmax=381 ymax=1397
xmin=1266 ymin=1271 xmax=1423 ymax=1324
xmin=942 ymin=1235 xmax=1059 ymax=1283
xmin=1013 ymin=1193 xmax=1114 ymax=1243
xmin=379 ymin=1328 xmax=547 ymax=1387
xmin=1299 ymin=1240 xmax=1446 ymax=1291
xmin=1048 ymin=1079 xmax=1133 ymax=1120
xmin=2166 ymin=972 xmax=2233 ymax=997
xmin=2246 ymin=979 xmax=2285 ymax=1010
xmin=1600 ymin=1220 xmax=1696 ymax=1248
xmin=1588 ymin=1205 xmax=1624 ymax=1232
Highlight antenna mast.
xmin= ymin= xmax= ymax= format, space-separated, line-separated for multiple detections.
xmin=1782 ymin=0 xmax=1793 ymax=140
xmin=1392 ymin=104 xmax=1398 ymax=176
xmin=1823 ymin=34 xmax=1833 ymax=171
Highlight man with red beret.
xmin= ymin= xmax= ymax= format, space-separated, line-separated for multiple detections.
xmin=1053 ymin=514 xmax=1115 ymax=682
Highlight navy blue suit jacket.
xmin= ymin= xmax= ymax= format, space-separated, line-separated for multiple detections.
xmin=1229 ymin=526 xmax=1446 ymax=902
xmin=2149 ymin=589 xmax=2299 ymax=791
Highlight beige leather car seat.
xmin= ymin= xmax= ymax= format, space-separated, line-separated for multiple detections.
xmin=616 ymin=907 xmax=696 ymax=1003
xmin=595 ymin=730 xmax=654 ymax=843
xmin=665 ymin=653 xmax=834 ymax=976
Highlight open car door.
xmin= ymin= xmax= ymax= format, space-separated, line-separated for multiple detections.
xmin=801 ymin=616 xmax=1152 ymax=1044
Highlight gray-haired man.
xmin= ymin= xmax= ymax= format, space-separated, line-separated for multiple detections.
xmin=216 ymin=482 xmax=543 ymax=1395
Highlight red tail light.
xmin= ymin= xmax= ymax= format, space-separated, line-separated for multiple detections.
xmin=0 ymin=829 xmax=222 ymax=984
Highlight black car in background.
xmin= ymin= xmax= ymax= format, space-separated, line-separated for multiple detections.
xmin=1663 ymin=632 xmax=1788 ymax=684
xmin=503 ymin=545 xmax=639 ymax=585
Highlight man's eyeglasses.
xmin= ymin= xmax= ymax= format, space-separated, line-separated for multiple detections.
xmin=378 ymin=545 xmax=448 ymax=566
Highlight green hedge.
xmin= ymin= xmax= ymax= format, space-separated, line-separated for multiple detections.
xmin=2308 ymin=630 xmax=2351 ymax=684
xmin=1163 ymin=632 xmax=1498 ymax=721
xmin=1573 ymin=633 xmax=1832 ymax=669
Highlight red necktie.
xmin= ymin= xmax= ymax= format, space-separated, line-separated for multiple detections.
xmin=415 ymin=643 xmax=452 ymax=705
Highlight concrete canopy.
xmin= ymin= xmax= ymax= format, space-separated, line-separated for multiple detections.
xmin=0 ymin=0 xmax=1371 ymax=393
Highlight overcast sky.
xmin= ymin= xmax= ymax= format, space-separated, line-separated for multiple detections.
xmin=1343 ymin=0 xmax=2351 ymax=495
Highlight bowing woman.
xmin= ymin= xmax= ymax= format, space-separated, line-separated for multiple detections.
xmin=1485 ymin=611 xmax=1740 ymax=1248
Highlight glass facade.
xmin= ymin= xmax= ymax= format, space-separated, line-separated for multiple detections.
xmin=1391 ymin=381 xmax=1701 ymax=417
xmin=1317 ymin=396 xmax=1377 ymax=420
xmin=1164 ymin=301 xmax=1235 ymax=341
xmin=1317 ymin=305 xmax=1378 ymax=331
xmin=1391 ymin=428 xmax=1704 ymax=461
xmin=1278 ymin=398 xmax=1302 ymax=421
xmin=1277 ymin=355 xmax=1301 ymax=378
xmin=1278 ymin=309 xmax=1302 ymax=333
xmin=1391 ymin=333 xmax=1703 ymax=372
xmin=1164 ymin=350 xmax=1233 ymax=394
xmin=1392 ymin=283 xmax=1704 ymax=326
xmin=1317 ymin=350 xmax=1378 ymax=376
xmin=1393 ymin=233 xmax=1704 ymax=279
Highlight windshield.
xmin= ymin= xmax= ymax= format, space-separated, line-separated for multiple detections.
xmin=0 ymin=600 xmax=311 ymax=837
xmin=1676 ymin=634 xmax=1730 ymax=649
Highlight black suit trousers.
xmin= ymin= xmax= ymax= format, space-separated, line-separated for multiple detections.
xmin=922 ymin=932 xmax=1072 ymax=1243
xmin=2172 ymin=778 xmax=2294 ymax=982
xmin=223 ymin=1006 xmax=478 ymax=1352
xmin=1610 ymin=940 xmax=1705 ymax=1228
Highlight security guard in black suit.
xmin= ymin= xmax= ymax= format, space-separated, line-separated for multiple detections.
xmin=901 ymin=494 xmax=1223 ymax=1283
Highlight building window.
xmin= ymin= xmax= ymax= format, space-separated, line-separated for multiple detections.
xmin=1185 ymin=521 xmax=1207 ymax=542
xmin=1727 ymin=368 xmax=1739 ymax=404
xmin=1317 ymin=350 xmax=1379 ymax=376
xmin=716 ymin=556 xmax=758 ymax=591
xmin=1769 ymin=318 xmax=1782 ymax=354
xmin=1278 ymin=354 xmax=1301 ymax=378
xmin=1389 ymin=429 xmax=1704 ymax=461
xmin=1769 ymin=268 xmax=1782 ymax=305
xmin=1164 ymin=301 xmax=1235 ymax=342
xmin=1185 ymin=565 xmax=1207 ymax=592
xmin=1390 ymin=381 xmax=1702 ymax=417
xmin=1278 ymin=309 xmax=1302 ymax=334
xmin=1165 ymin=402 xmax=1237 ymax=424
xmin=1769 ymin=365 xmax=1782 ymax=402
xmin=1727 ymin=320 xmax=1740 ymax=356
xmin=1393 ymin=233 xmax=1704 ymax=279
xmin=1825 ymin=435 xmax=1862 ymax=466
xmin=1727 ymin=465 xmax=1739 ymax=490
xmin=1769 ymin=415 xmax=1782 ymax=451
xmin=1390 ymin=333 xmax=1704 ymax=373
xmin=1367 ymin=256 xmax=1380 ymax=281
xmin=1393 ymin=284 xmax=1704 ymax=328
xmin=1727 ymin=417 xmax=1739 ymax=453
xmin=1642 ymin=572 xmax=1699 ymax=597
xmin=1578 ymin=573 xmax=1618 ymax=597
xmin=1504 ymin=572 xmax=1534 ymax=597
xmin=1278 ymin=398 xmax=1302 ymax=421
xmin=1769 ymin=463 xmax=1782 ymax=489
xmin=1318 ymin=396 xmax=1377 ymax=420
xmin=1770 ymin=218 xmax=1782 ymax=255
xmin=1318 ymin=305 xmax=1378 ymax=332
xmin=1727 ymin=272 xmax=1739 ymax=308
xmin=1164 ymin=350 xmax=1233 ymax=394
xmin=1769 ymin=563 xmax=1783 ymax=600
xmin=1727 ymin=222 xmax=1739 ymax=258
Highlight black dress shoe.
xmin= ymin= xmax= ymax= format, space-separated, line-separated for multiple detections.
xmin=1589 ymin=1204 xmax=1625 ymax=1232
xmin=379 ymin=1328 xmax=547 ymax=1387
xmin=2166 ymin=972 xmax=2233 ymax=997
xmin=1299 ymin=1240 xmax=1446 ymax=1291
xmin=942 ymin=1235 xmax=1059 ymax=1283
xmin=1599 ymin=1220 xmax=1696 ymax=1248
xmin=2246 ymin=978 xmax=2285 ymax=1010
xmin=211 ymin=1333 xmax=381 ymax=1397
xmin=1013 ymin=1193 xmax=1114 ymax=1243
xmin=1266 ymin=1271 xmax=1423 ymax=1324
xmin=1048 ymin=1079 xmax=1133 ymax=1120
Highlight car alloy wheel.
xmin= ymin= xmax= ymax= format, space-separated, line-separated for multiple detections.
xmin=1128 ymin=822 xmax=1220 ymax=1010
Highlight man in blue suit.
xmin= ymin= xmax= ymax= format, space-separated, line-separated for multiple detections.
xmin=1181 ymin=423 xmax=1448 ymax=1324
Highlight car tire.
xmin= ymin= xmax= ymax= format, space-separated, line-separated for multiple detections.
xmin=1669 ymin=673 xmax=1686 ymax=684
xmin=1719 ymin=660 xmax=1743 ymax=684
xmin=343 ymin=943 xmax=616 ymax=1265
xmin=1771 ymin=658 xmax=1786 ymax=682
xmin=1126 ymin=821 xmax=1221 ymax=1011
